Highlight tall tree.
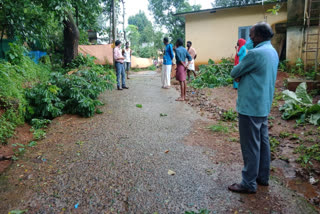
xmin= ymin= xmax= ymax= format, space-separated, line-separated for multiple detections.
xmin=148 ymin=0 xmax=201 ymax=43
xmin=128 ymin=11 xmax=153 ymax=33
xmin=0 ymin=0 xmax=109 ymax=64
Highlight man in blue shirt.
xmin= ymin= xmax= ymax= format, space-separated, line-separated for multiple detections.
xmin=161 ymin=37 xmax=174 ymax=89
xmin=228 ymin=22 xmax=279 ymax=194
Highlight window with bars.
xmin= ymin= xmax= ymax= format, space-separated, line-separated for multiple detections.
xmin=238 ymin=26 xmax=252 ymax=41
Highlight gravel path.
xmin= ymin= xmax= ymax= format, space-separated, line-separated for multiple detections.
xmin=0 ymin=72 xmax=317 ymax=213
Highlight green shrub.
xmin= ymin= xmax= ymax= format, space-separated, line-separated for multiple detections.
xmin=25 ymin=83 xmax=64 ymax=120
xmin=280 ymin=82 xmax=320 ymax=125
xmin=0 ymin=42 xmax=51 ymax=143
xmin=67 ymin=53 xmax=96 ymax=69
xmin=190 ymin=58 xmax=233 ymax=89
xmin=222 ymin=109 xmax=237 ymax=121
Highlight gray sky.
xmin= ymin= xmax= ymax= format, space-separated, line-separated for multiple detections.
xmin=124 ymin=0 xmax=213 ymax=27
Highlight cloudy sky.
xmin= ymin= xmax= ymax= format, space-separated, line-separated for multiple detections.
xmin=124 ymin=0 xmax=213 ymax=26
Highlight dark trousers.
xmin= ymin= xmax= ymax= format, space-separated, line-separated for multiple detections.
xmin=239 ymin=114 xmax=270 ymax=191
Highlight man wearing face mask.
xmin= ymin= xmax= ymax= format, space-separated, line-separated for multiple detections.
xmin=229 ymin=22 xmax=279 ymax=194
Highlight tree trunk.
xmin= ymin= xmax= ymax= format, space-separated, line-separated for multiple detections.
xmin=0 ymin=26 xmax=5 ymax=58
xmin=122 ymin=0 xmax=127 ymax=41
xmin=63 ymin=12 xmax=80 ymax=66
xmin=112 ymin=0 xmax=116 ymax=43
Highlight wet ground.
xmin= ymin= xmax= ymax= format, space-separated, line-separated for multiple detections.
xmin=0 ymin=72 xmax=318 ymax=213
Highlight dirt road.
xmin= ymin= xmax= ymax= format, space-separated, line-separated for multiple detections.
xmin=0 ymin=72 xmax=317 ymax=213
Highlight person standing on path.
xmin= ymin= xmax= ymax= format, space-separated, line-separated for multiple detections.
xmin=174 ymin=38 xmax=192 ymax=101
xmin=228 ymin=22 xmax=279 ymax=194
xmin=122 ymin=42 xmax=132 ymax=79
xmin=161 ymin=37 xmax=174 ymax=89
xmin=186 ymin=41 xmax=197 ymax=80
xmin=233 ymin=38 xmax=247 ymax=89
xmin=114 ymin=40 xmax=129 ymax=90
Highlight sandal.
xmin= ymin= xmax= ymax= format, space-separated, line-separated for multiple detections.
xmin=228 ymin=183 xmax=256 ymax=194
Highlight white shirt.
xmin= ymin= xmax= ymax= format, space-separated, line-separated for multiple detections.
xmin=124 ymin=48 xmax=131 ymax=62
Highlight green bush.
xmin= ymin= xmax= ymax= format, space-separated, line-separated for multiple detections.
xmin=190 ymin=58 xmax=233 ymax=89
xmin=0 ymin=42 xmax=51 ymax=143
xmin=27 ymin=60 xmax=116 ymax=118
xmin=280 ymin=82 xmax=320 ymax=125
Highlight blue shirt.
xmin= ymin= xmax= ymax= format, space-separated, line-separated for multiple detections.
xmin=238 ymin=46 xmax=247 ymax=62
xmin=231 ymin=41 xmax=279 ymax=117
xmin=175 ymin=46 xmax=192 ymax=64
xmin=163 ymin=44 xmax=174 ymax=65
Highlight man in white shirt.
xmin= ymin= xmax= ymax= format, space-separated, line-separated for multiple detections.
xmin=114 ymin=40 xmax=129 ymax=90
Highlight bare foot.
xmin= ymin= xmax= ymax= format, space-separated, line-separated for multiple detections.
xmin=164 ymin=86 xmax=170 ymax=89
xmin=175 ymin=97 xmax=185 ymax=101
xmin=184 ymin=98 xmax=189 ymax=101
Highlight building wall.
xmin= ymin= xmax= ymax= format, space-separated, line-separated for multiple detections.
xmin=185 ymin=4 xmax=287 ymax=66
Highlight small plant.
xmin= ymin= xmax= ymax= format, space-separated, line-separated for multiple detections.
xmin=279 ymin=131 xmax=291 ymax=139
xmin=295 ymin=143 xmax=320 ymax=167
xmin=31 ymin=118 xmax=51 ymax=129
xmin=228 ymin=137 xmax=238 ymax=142
xmin=289 ymin=133 xmax=300 ymax=140
xmin=32 ymin=129 xmax=46 ymax=140
xmin=270 ymin=137 xmax=280 ymax=153
xmin=185 ymin=209 xmax=211 ymax=214
xmin=160 ymin=113 xmax=167 ymax=117
xmin=147 ymin=64 xmax=157 ymax=71
xmin=28 ymin=141 xmax=37 ymax=147
xmin=76 ymin=141 xmax=85 ymax=146
xmin=222 ymin=109 xmax=237 ymax=121
xmin=12 ymin=143 xmax=26 ymax=157
xmin=136 ymin=104 xmax=143 ymax=108
xmin=209 ymin=122 xmax=229 ymax=133
xmin=280 ymin=82 xmax=320 ymax=126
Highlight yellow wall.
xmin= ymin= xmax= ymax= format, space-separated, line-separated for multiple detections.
xmin=185 ymin=4 xmax=287 ymax=66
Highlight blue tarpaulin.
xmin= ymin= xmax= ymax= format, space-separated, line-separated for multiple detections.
xmin=28 ymin=51 xmax=47 ymax=64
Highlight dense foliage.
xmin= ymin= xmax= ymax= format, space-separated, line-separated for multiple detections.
xmin=26 ymin=55 xmax=116 ymax=119
xmin=0 ymin=43 xmax=116 ymax=144
xmin=190 ymin=59 xmax=234 ymax=89
xmin=148 ymin=0 xmax=201 ymax=43
xmin=0 ymin=43 xmax=51 ymax=143
xmin=280 ymin=82 xmax=320 ymax=126
xmin=126 ymin=11 xmax=164 ymax=58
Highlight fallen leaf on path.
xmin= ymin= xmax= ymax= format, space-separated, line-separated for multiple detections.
xmin=160 ymin=113 xmax=167 ymax=117
xmin=136 ymin=104 xmax=143 ymax=108
xmin=165 ymin=150 xmax=169 ymax=153
xmin=168 ymin=170 xmax=175 ymax=175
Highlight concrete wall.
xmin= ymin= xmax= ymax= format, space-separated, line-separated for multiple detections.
xmin=185 ymin=3 xmax=287 ymax=65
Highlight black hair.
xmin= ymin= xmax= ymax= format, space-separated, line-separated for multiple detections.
xmin=253 ymin=22 xmax=274 ymax=41
xmin=187 ymin=41 xmax=192 ymax=45
xmin=163 ymin=37 xmax=169 ymax=43
xmin=115 ymin=40 xmax=121 ymax=46
xmin=176 ymin=38 xmax=184 ymax=47
xmin=125 ymin=41 xmax=129 ymax=45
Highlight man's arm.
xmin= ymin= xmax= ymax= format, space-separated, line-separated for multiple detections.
xmin=169 ymin=45 xmax=174 ymax=60
xmin=231 ymin=51 xmax=257 ymax=79
xmin=194 ymin=54 xmax=197 ymax=60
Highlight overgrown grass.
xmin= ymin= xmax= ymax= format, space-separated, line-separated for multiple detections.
xmin=294 ymin=143 xmax=320 ymax=167
xmin=208 ymin=122 xmax=229 ymax=133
